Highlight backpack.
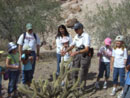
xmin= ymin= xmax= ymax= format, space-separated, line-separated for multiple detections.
xmin=22 ymin=32 xmax=37 ymax=44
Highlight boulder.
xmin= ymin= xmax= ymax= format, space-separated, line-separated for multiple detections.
xmin=65 ymin=18 xmax=78 ymax=28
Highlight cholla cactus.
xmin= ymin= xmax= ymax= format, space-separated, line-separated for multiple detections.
xmin=18 ymin=57 xmax=85 ymax=98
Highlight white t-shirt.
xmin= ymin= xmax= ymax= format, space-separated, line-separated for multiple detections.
xmin=56 ymin=35 xmax=72 ymax=54
xmin=71 ymin=32 xmax=90 ymax=48
xmin=98 ymin=46 xmax=112 ymax=62
xmin=112 ymin=48 xmax=128 ymax=68
xmin=17 ymin=32 xmax=41 ymax=51
xmin=61 ymin=47 xmax=70 ymax=61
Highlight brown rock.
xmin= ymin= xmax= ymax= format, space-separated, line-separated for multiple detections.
xmin=66 ymin=18 xmax=78 ymax=28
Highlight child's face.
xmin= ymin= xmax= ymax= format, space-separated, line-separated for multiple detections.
xmin=115 ymin=41 xmax=123 ymax=47
xmin=63 ymin=42 xmax=69 ymax=48
xmin=12 ymin=48 xmax=17 ymax=54
xmin=25 ymin=50 xmax=31 ymax=55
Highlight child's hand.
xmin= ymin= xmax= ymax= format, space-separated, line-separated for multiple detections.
xmin=15 ymin=66 xmax=19 ymax=69
xmin=29 ymin=56 xmax=33 ymax=60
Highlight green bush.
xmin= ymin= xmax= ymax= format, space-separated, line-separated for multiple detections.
xmin=85 ymin=0 xmax=130 ymax=49
xmin=0 ymin=0 xmax=61 ymax=41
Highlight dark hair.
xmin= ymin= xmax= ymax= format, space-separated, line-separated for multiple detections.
xmin=56 ymin=25 xmax=69 ymax=38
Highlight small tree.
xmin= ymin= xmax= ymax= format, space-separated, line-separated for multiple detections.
xmin=0 ymin=0 xmax=61 ymax=42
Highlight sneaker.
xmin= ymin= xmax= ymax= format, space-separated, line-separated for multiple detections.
xmin=110 ymin=88 xmax=117 ymax=96
xmin=95 ymin=82 xmax=100 ymax=89
xmin=103 ymin=82 xmax=107 ymax=89
xmin=117 ymin=90 xmax=123 ymax=98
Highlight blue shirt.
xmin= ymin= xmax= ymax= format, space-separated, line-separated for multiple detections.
xmin=125 ymin=55 xmax=130 ymax=85
xmin=21 ymin=54 xmax=32 ymax=71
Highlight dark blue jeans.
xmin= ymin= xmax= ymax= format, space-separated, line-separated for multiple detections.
xmin=8 ymin=70 xmax=20 ymax=94
xmin=98 ymin=62 xmax=110 ymax=79
xmin=113 ymin=67 xmax=125 ymax=86
xmin=31 ymin=51 xmax=36 ymax=79
xmin=22 ymin=70 xmax=32 ymax=84
xmin=56 ymin=53 xmax=61 ymax=75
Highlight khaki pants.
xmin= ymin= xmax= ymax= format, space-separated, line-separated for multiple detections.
xmin=72 ymin=53 xmax=91 ymax=84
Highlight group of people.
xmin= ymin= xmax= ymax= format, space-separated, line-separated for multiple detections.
xmin=94 ymin=36 xmax=129 ymax=98
xmin=55 ymin=22 xmax=130 ymax=98
xmin=56 ymin=23 xmax=91 ymax=88
xmin=0 ymin=21 xmax=129 ymax=98
xmin=0 ymin=23 xmax=41 ymax=98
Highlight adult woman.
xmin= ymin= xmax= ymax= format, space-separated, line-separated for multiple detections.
xmin=55 ymin=25 xmax=72 ymax=76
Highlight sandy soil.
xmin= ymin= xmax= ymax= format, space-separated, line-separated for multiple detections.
xmin=0 ymin=54 xmax=123 ymax=98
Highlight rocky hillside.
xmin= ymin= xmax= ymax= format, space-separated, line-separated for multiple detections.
xmin=59 ymin=0 xmax=123 ymax=49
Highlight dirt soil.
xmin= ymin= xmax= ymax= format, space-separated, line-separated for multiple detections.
xmin=0 ymin=54 xmax=122 ymax=98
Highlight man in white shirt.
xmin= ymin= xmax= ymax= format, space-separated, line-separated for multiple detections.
xmin=62 ymin=22 xmax=91 ymax=88
xmin=17 ymin=23 xmax=41 ymax=80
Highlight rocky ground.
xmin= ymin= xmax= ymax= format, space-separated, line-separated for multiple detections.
xmin=0 ymin=53 xmax=123 ymax=98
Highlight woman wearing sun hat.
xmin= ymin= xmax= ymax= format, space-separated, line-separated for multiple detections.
xmin=95 ymin=37 xmax=112 ymax=89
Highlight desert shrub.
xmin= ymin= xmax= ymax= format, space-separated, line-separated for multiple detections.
xmin=18 ymin=57 xmax=86 ymax=98
xmin=85 ymin=0 xmax=130 ymax=49
xmin=0 ymin=0 xmax=61 ymax=42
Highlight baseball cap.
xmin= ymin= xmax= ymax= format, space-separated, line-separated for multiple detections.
xmin=61 ymin=37 xmax=69 ymax=43
xmin=115 ymin=35 xmax=124 ymax=41
xmin=23 ymin=44 xmax=32 ymax=51
xmin=73 ymin=22 xmax=83 ymax=30
xmin=8 ymin=42 xmax=17 ymax=52
xmin=104 ymin=37 xmax=112 ymax=46
xmin=26 ymin=23 xmax=32 ymax=30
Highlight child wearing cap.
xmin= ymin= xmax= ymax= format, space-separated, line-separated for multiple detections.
xmin=0 ymin=51 xmax=5 ymax=98
xmin=21 ymin=45 xmax=33 ymax=86
xmin=110 ymin=35 xmax=128 ymax=97
xmin=6 ymin=42 xmax=21 ymax=97
xmin=61 ymin=37 xmax=72 ymax=86
xmin=95 ymin=37 xmax=112 ymax=89
xmin=122 ymin=55 xmax=130 ymax=98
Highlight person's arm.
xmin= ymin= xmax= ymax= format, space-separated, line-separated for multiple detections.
xmin=36 ymin=34 xmax=41 ymax=58
xmin=18 ymin=45 xmax=23 ymax=57
xmin=6 ymin=58 xmax=19 ymax=69
xmin=37 ymin=45 xmax=40 ymax=57
xmin=61 ymin=45 xmax=74 ymax=56
xmin=110 ymin=56 xmax=114 ymax=71
xmin=124 ymin=48 xmax=128 ymax=65
xmin=17 ymin=34 xmax=24 ymax=60
xmin=66 ymin=45 xmax=75 ymax=53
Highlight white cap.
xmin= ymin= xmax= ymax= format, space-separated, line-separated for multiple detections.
xmin=8 ymin=42 xmax=17 ymax=52
xmin=115 ymin=35 xmax=124 ymax=41
xmin=61 ymin=37 xmax=69 ymax=43
xmin=23 ymin=44 xmax=32 ymax=51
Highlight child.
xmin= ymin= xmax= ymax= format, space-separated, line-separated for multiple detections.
xmin=61 ymin=37 xmax=71 ymax=63
xmin=21 ymin=45 xmax=33 ymax=86
xmin=6 ymin=42 xmax=21 ymax=97
xmin=110 ymin=35 xmax=128 ymax=97
xmin=122 ymin=55 xmax=130 ymax=98
xmin=0 ymin=51 xmax=5 ymax=98
xmin=61 ymin=37 xmax=72 ymax=85
xmin=95 ymin=37 xmax=112 ymax=89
